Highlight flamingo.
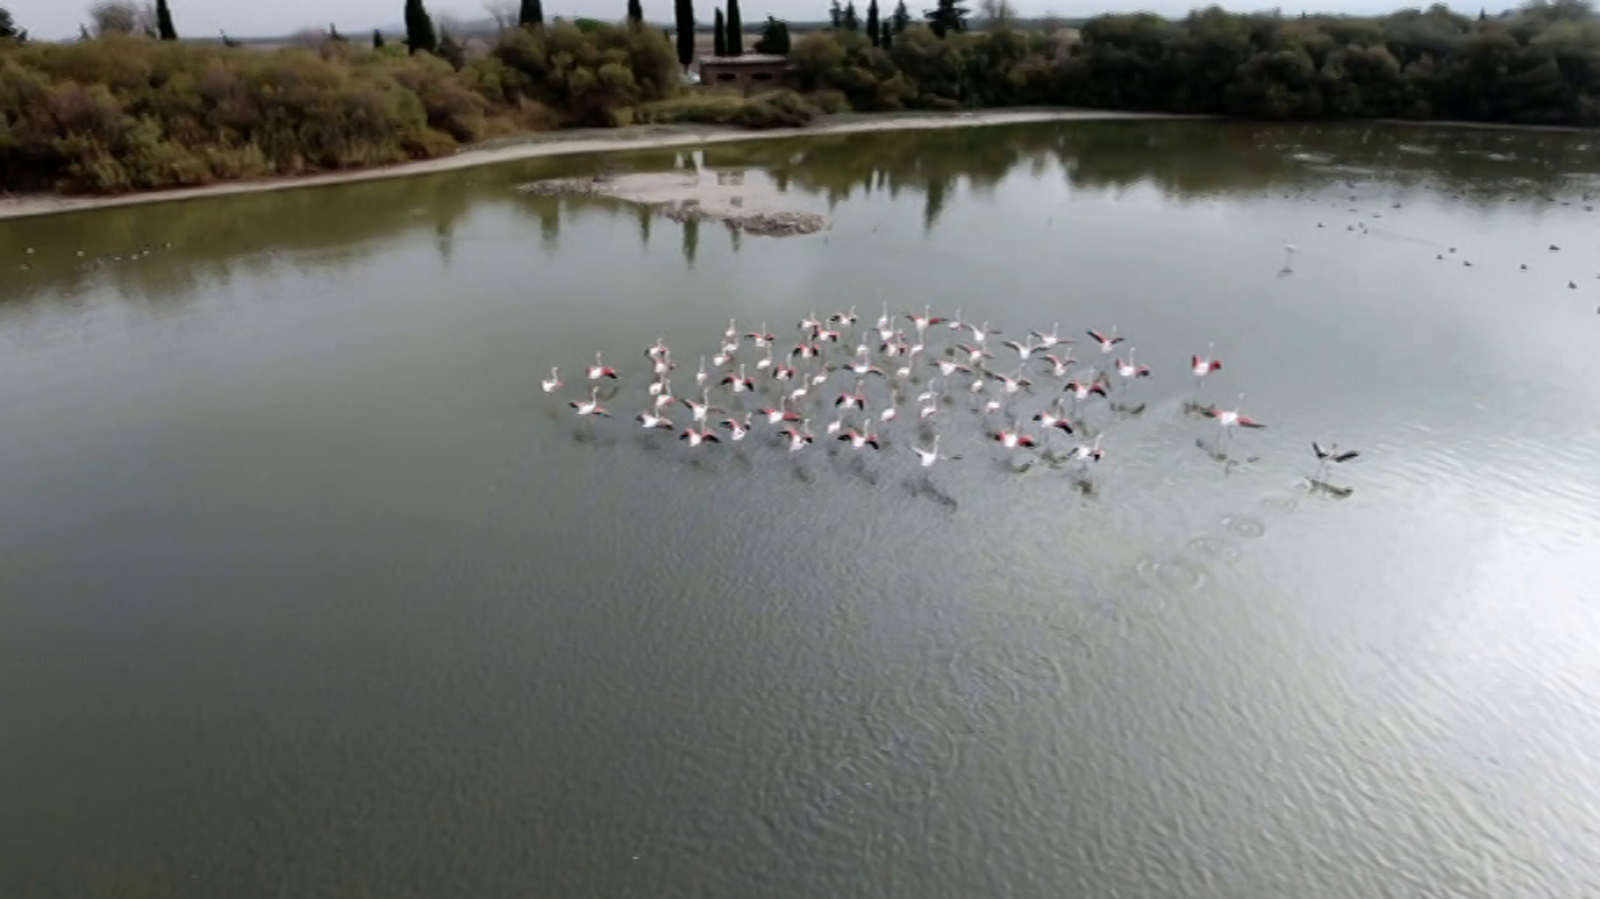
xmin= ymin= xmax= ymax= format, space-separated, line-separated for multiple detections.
xmin=779 ymin=420 xmax=814 ymax=452
xmin=1038 ymin=353 xmax=1075 ymax=378
xmin=1065 ymin=376 xmax=1109 ymax=404
xmin=956 ymin=343 xmax=992 ymax=365
xmin=756 ymin=345 xmax=775 ymax=371
xmin=932 ymin=358 xmax=972 ymax=378
xmin=989 ymin=369 xmax=1032 ymax=395
xmin=646 ymin=337 xmax=670 ymax=361
xmin=829 ymin=306 xmax=859 ymax=327
xmin=541 ymin=367 xmax=562 ymax=393
xmin=835 ymin=380 xmax=867 ymax=410
xmin=1191 ymin=343 xmax=1222 ymax=389
xmin=719 ymin=413 xmax=753 ymax=441
xmin=1030 ymin=323 xmax=1071 ymax=349
xmin=586 ymin=352 xmax=618 ymax=380
xmin=681 ymin=389 xmax=717 ymax=424
xmin=842 ymin=353 xmax=885 ymax=378
xmin=635 ymin=410 xmax=674 ymax=430
xmin=1114 ymin=349 xmax=1151 ymax=381
xmin=1312 ymin=440 xmax=1360 ymax=464
xmin=1086 ymin=328 xmax=1124 ymax=355
xmin=722 ymin=364 xmax=755 ymax=393
xmin=1001 ymin=336 xmax=1037 ymax=364
xmin=968 ymin=321 xmax=1000 ymax=346
xmin=875 ymin=301 xmax=893 ymax=340
xmin=946 ymin=308 xmax=966 ymax=332
xmin=913 ymin=435 xmax=962 ymax=468
xmin=837 ymin=425 xmax=882 ymax=451
xmin=1065 ymin=434 xmax=1106 ymax=464
xmin=1203 ymin=393 xmax=1266 ymax=447
xmin=652 ymin=353 xmax=676 ymax=376
xmin=746 ymin=323 xmax=775 ymax=348
xmin=758 ymin=399 xmax=801 ymax=425
xmin=569 ymin=387 xmax=610 ymax=417
xmin=680 ymin=426 xmax=720 ymax=447
xmin=695 ymin=356 xmax=709 ymax=388
xmin=798 ymin=311 xmax=823 ymax=337
xmin=1282 ymin=241 xmax=1297 ymax=273
xmin=712 ymin=346 xmax=734 ymax=368
xmin=989 ymin=427 xmax=1039 ymax=449
xmin=648 ymin=374 xmax=670 ymax=397
xmin=724 ymin=319 xmax=738 ymax=342
xmin=906 ymin=305 xmax=945 ymax=336
xmin=792 ymin=342 xmax=821 ymax=360
xmin=1033 ymin=402 xmax=1075 ymax=434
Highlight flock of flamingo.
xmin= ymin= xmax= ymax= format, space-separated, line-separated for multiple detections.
xmin=541 ymin=303 xmax=1360 ymax=494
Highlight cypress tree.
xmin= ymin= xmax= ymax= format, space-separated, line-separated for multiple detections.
xmin=881 ymin=22 xmax=892 ymax=48
xmin=867 ymin=0 xmax=879 ymax=45
xmin=373 ymin=28 xmax=385 ymax=47
xmin=155 ymin=0 xmax=178 ymax=40
xmin=404 ymin=0 xmax=438 ymax=54
xmin=713 ymin=8 xmax=726 ymax=56
xmin=725 ymin=0 xmax=742 ymax=55
xmin=829 ymin=0 xmax=842 ymax=28
xmin=924 ymin=0 xmax=967 ymax=38
xmin=675 ymin=0 xmax=695 ymax=69
xmin=520 ymin=0 xmax=543 ymax=27
xmin=627 ymin=0 xmax=643 ymax=27
xmin=842 ymin=2 xmax=859 ymax=31
xmin=891 ymin=0 xmax=910 ymax=33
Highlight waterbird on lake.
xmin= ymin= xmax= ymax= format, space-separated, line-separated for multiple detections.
xmin=719 ymin=414 xmax=753 ymax=441
xmin=913 ymin=436 xmax=961 ymax=468
xmin=1064 ymin=434 xmax=1106 ymax=465
xmin=586 ymin=353 xmax=619 ymax=380
xmin=570 ymin=387 xmax=610 ymax=418
xmin=1312 ymin=440 xmax=1360 ymax=464
xmin=1087 ymin=328 xmax=1124 ymax=355
xmin=989 ymin=427 xmax=1039 ymax=450
xmin=542 ymin=367 xmax=563 ymax=393
xmin=680 ymin=426 xmax=720 ymax=447
xmin=1030 ymin=323 xmax=1069 ymax=349
xmin=837 ymin=424 xmax=882 ymax=451
xmin=636 ymin=410 xmax=675 ymax=430
xmin=1202 ymin=394 xmax=1266 ymax=447
xmin=1114 ymin=350 xmax=1152 ymax=381
xmin=1191 ymin=344 xmax=1222 ymax=388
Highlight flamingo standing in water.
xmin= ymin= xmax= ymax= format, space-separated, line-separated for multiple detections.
xmin=695 ymin=356 xmax=709 ymax=388
xmin=541 ymin=367 xmax=563 ymax=393
xmin=569 ymin=387 xmax=610 ymax=418
xmin=586 ymin=352 xmax=618 ymax=380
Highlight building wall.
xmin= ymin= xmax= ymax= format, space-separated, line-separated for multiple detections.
xmin=697 ymin=63 xmax=788 ymax=96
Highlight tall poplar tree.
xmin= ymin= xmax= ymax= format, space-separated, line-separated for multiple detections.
xmin=866 ymin=0 xmax=879 ymax=45
xmin=627 ymin=0 xmax=643 ymax=27
xmin=713 ymin=8 xmax=726 ymax=56
xmin=520 ymin=0 xmax=543 ymax=27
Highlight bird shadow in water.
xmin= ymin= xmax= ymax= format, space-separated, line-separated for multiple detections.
xmin=904 ymin=474 xmax=959 ymax=511
xmin=1306 ymin=477 xmax=1354 ymax=499
xmin=791 ymin=462 xmax=816 ymax=484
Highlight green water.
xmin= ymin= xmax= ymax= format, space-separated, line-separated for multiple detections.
xmin=3 ymin=120 xmax=1599 ymax=899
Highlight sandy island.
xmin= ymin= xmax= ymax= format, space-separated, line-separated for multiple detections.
xmin=0 ymin=109 xmax=1179 ymax=223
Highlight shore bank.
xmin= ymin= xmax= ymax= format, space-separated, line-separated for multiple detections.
xmin=0 ymin=110 xmax=1180 ymax=223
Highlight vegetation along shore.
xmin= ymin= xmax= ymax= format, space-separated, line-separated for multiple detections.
xmin=0 ymin=0 xmax=1596 ymax=200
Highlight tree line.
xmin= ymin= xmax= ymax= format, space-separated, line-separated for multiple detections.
xmin=1 ymin=0 xmax=1597 ymax=197
xmin=790 ymin=0 xmax=1600 ymax=126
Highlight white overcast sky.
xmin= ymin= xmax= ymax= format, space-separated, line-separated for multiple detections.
xmin=6 ymin=0 xmax=1526 ymax=40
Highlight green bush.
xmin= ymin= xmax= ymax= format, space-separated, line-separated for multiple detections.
xmin=0 ymin=24 xmax=681 ymax=194
xmin=634 ymin=89 xmax=820 ymax=128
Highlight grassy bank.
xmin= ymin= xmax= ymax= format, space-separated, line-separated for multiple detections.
xmin=2 ymin=2 xmax=1597 ymax=197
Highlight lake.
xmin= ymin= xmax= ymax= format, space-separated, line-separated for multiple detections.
xmin=3 ymin=119 xmax=1600 ymax=899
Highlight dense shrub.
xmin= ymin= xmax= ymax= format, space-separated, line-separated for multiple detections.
xmin=634 ymin=89 xmax=821 ymax=128
xmin=0 ymin=23 xmax=675 ymax=194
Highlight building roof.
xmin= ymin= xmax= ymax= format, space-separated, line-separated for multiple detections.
xmin=697 ymin=54 xmax=789 ymax=65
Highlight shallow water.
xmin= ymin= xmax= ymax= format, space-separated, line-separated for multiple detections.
xmin=4 ymin=120 xmax=1600 ymax=899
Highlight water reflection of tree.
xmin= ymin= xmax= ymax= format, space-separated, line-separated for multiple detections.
xmin=0 ymin=171 xmax=494 ymax=307
xmin=8 ymin=121 xmax=1596 ymax=302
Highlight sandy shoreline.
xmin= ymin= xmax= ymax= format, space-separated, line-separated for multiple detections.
xmin=0 ymin=109 xmax=1176 ymax=222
